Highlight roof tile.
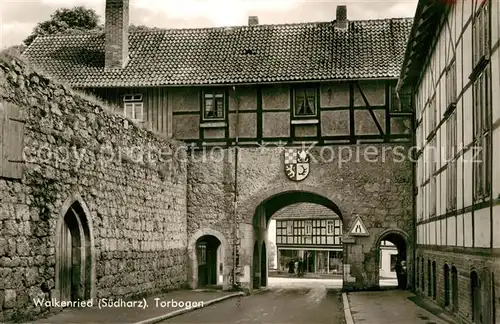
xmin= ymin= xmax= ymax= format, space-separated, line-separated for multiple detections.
xmin=22 ymin=18 xmax=413 ymax=88
xmin=273 ymin=203 xmax=340 ymax=220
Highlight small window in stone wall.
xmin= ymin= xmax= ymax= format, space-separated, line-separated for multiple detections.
xmin=123 ymin=94 xmax=144 ymax=121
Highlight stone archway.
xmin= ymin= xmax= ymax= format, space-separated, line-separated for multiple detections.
xmin=252 ymin=241 xmax=260 ymax=289
xmin=188 ymin=228 xmax=230 ymax=290
xmin=374 ymin=228 xmax=410 ymax=290
xmin=243 ymin=189 xmax=345 ymax=292
xmin=260 ymin=242 xmax=267 ymax=287
xmin=55 ymin=194 xmax=95 ymax=302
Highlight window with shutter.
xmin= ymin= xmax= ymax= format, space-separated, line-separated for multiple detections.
xmin=1 ymin=102 xmax=25 ymax=180
xmin=473 ymin=67 xmax=491 ymax=201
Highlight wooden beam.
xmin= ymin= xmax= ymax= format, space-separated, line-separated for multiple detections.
xmin=354 ymin=82 xmax=384 ymax=136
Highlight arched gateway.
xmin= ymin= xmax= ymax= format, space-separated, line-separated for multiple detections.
xmin=237 ymin=189 xmax=412 ymax=292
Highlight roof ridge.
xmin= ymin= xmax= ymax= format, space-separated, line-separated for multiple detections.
xmin=30 ymin=16 xmax=414 ymax=39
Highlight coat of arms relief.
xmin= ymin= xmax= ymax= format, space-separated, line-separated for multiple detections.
xmin=284 ymin=149 xmax=310 ymax=181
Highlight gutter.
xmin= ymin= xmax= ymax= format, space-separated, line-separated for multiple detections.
xmin=396 ymin=0 xmax=427 ymax=93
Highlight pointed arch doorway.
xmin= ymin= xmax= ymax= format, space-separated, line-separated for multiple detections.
xmin=56 ymin=198 xmax=94 ymax=303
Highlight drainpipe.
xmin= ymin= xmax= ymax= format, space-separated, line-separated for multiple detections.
xmin=408 ymin=85 xmax=417 ymax=291
xmin=232 ymin=85 xmax=240 ymax=289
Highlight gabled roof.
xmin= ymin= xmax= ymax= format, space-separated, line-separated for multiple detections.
xmin=273 ymin=203 xmax=340 ymax=220
xmin=22 ymin=18 xmax=413 ymax=88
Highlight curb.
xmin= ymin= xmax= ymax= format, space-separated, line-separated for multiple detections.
xmin=252 ymin=287 xmax=269 ymax=295
xmin=132 ymin=292 xmax=245 ymax=324
xmin=342 ymin=292 xmax=354 ymax=324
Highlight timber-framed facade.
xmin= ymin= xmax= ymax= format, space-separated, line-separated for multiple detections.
xmin=398 ymin=0 xmax=500 ymax=323
xmin=21 ymin=0 xmax=416 ymax=295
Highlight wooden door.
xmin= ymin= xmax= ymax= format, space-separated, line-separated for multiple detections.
xmin=197 ymin=243 xmax=207 ymax=287
xmin=206 ymin=246 xmax=217 ymax=286
xmin=60 ymin=223 xmax=72 ymax=302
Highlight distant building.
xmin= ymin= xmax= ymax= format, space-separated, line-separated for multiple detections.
xmin=379 ymin=240 xmax=398 ymax=279
xmin=271 ymin=203 xmax=343 ymax=275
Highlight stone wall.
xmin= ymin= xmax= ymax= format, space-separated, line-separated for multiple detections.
xmin=0 ymin=54 xmax=188 ymax=322
xmin=416 ymin=248 xmax=499 ymax=324
xmin=187 ymin=143 xmax=413 ymax=291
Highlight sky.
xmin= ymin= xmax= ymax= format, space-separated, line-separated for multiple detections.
xmin=0 ymin=0 xmax=418 ymax=49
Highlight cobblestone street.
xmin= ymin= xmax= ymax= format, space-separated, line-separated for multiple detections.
xmin=161 ymin=287 xmax=345 ymax=323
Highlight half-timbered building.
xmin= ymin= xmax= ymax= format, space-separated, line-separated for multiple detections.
xmin=397 ymin=0 xmax=499 ymax=323
xmin=271 ymin=203 xmax=343 ymax=275
xmin=22 ymin=0 xmax=416 ymax=293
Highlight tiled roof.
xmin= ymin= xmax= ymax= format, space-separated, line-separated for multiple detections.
xmin=273 ymin=203 xmax=340 ymax=220
xmin=22 ymin=18 xmax=413 ymax=88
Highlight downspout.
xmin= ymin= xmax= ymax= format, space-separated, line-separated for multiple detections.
xmin=232 ymin=85 xmax=240 ymax=289
xmin=409 ymin=86 xmax=417 ymax=291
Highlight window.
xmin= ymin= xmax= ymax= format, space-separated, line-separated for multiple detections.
xmin=196 ymin=242 xmax=207 ymax=265
xmin=471 ymin=271 xmax=481 ymax=322
xmin=294 ymin=87 xmax=317 ymax=117
xmin=286 ymin=221 xmax=293 ymax=235
xmin=390 ymin=254 xmax=398 ymax=272
xmin=473 ymin=2 xmax=490 ymax=69
xmin=123 ymin=94 xmax=144 ymax=121
xmin=451 ymin=266 xmax=458 ymax=311
xmin=430 ymin=137 xmax=437 ymax=217
xmin=327 ymin=220 xmax=334 ymax=235
xmin=429 ymin=96 xmax=437 ymax=134
xmin=305 ymin=221 xmax=312 ymax=235
xmin=473 ymin=68 xmax=491 ymax=200
xmin=447 ymin=112 xmax=457 ymax=210
xmin=432 ymin=261 xmax=437 ymax=300
xmin=203 ymin=90 xmax=225 ymax=120
xmin=444 ymin=264 xmax=450 ymax=306
xmin=446 ymin=60 xmax=457 ymax=110
xmin=428 ymin=260 xmax=432 ymax=297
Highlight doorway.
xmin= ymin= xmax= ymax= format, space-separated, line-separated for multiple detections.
xmin=196 ymin=235 xmax=220 ymax=288
xmin=57 ymin=201 xmax=92 ymax=303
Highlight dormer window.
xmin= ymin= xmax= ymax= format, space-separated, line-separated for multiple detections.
xmin=123 ymin=94 xmax=144 ymax=121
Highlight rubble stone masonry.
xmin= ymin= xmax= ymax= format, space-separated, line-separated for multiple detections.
xmin=0 ymin=54 xmax=188 ymax=322
xmin=187 ymin=145 xmax=414 ymax=291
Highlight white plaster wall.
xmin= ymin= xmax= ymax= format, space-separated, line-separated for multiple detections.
xmin=457 ymin=214 xmax=464 ymax=247
xmin=447 ymin=216 xmax=456 ymax=246
xmin=267 ymin=220 xmax=278 ymax=269
xmin=474 ymin=208 xmax=491 ymax=248
xmin=464 ymin=212 xmax=473 ymax=248
xmin=379 ymin=247 xmax=397 ymax=279
xmin=493 ymin=205 xmax=500 ymax=248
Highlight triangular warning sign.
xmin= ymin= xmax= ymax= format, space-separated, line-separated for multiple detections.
xmin=349 ymin=216 xmax=369 ymax=236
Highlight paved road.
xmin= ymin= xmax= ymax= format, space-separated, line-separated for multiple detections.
xmin=161 ymin=287 xmax=345 ymax=323
xmin=268 ymin=276 xmax=398 ymax=289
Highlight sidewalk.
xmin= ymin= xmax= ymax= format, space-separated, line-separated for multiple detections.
xmin=33 ymin=290 xmax=244 ymax=324
xmin=344 ymin=290 xmax=452 ymax=324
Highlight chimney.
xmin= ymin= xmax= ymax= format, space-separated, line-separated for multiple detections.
xmin=335 ymin=5 xmax=348 ymax=29
xmin=248 ymin=16 xmax=259 ymax=26
xmin=105 ymin=0 xmax=129 ymax=70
